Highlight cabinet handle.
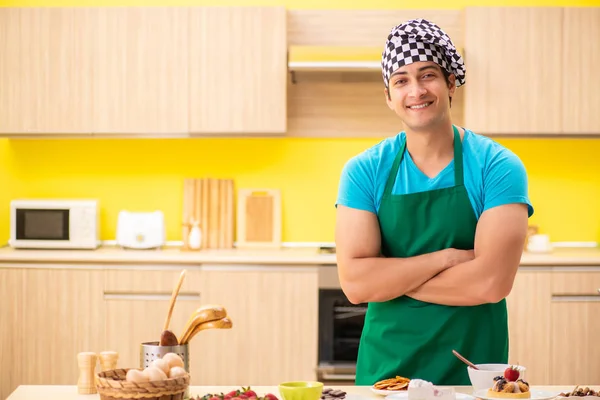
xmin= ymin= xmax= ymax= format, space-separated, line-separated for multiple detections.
xmin=104 ymin=292 xmax=201 ymax=301
xmin=551 ymin=294 xmax=600 ymax=302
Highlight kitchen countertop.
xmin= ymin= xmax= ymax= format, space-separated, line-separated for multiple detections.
xmin=0 ymin=245 xmax=600 ymax=266
xmin=6 ymin=385 xmax=598 ymax=400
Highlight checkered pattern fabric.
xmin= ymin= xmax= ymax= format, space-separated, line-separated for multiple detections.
xmin=381 ymin=18 xmax=466 ymax=88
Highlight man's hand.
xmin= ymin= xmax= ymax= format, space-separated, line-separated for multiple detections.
xmin=406 ymin=203 xmax=528 ymax=306
xmin=335 ymin=205 xmax=453 ymax=304
xmin=442 ymin=248 xmax=475 ymax=268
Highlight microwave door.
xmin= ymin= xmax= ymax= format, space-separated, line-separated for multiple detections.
xmin=16 ymin=209 xmax=69 ymax=241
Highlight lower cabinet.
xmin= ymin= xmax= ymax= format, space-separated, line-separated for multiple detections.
xmin=506 ymin=268 xmax=600 ymax=385
xmin=191 ymin=266 xmax=319 ymax=386
xmin=0 ymin=267 xmax=105 ymax=400
xmin=102 ymin=269 xmax=204 ymax=369
xmin=2 ymin=263 xmax=597 ymax=400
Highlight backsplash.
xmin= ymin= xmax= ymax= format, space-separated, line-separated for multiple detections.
xmin=1 ymin=136 xmax=600 ymax=245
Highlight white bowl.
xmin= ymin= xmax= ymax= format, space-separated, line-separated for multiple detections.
xmin=467 ymin=364 xmax=527 ymax=392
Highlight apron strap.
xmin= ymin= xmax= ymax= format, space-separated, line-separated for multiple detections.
xmin=383 ymin=126 xmax=464 ymax=197
xmin=383 ymin=138 xmax=406 ymax=197
xmin=452 ymin=125 xmax=464 ymax=186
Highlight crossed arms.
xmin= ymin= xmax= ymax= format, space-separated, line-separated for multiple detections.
xmin=334 ymin=203 xmax=529 ymax=306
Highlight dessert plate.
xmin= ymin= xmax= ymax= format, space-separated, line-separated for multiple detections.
xmin=384 ymin=392 xmax=475 ymax=400
xmin=371 ymin=388 xmax=408 ymax=396
xmin=472 ymin=389 xmax=560 ymax=400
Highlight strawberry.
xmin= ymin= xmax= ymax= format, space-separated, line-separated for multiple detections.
xmin=264 ymin=394 xmax=278 ymax=400
xmin=504 ymin=365 xmax=520 ymax=381
xmin=244 ymin=390 xmax=257 ymax=398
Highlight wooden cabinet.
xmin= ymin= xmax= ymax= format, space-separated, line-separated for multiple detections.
xmin=0 ymin=267 xmax=105 ymax=400
xmin=192 ymin=266 xmax=319 ymax=385
xmin=103 ymin=269 xmax=202 ymax=369
xmin=549 ymin=271 xmax=600 ymax=385
xmin=507 ymin=267 xmax=600 ymax=386
xmin=0 ymin=6 xmax=287 ymax=137
xmin=463 ymin=7 xmax=563 ymax=135
xmin=0 ymin=8 xmax=95 ymax=135
xmin=562 ymin=8 xmax=600 ymax=134
xmin=93 ymin=8 xmax=189 ymax=135
xmin=463 ymin=7 xmax=600 ymax=135
xmin=505 ymin=269 xmax=553 ymax=384
xmin=189 ymin=7 xmax=287 ymax=135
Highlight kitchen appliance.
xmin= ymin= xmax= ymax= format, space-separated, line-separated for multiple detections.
xmin=9 ymin=199 xmax=100 ymax=249
xmin=317 ymin=265 xmax=366 ymax=385
xmin=116 ymin=210 xmax=166 ymax=249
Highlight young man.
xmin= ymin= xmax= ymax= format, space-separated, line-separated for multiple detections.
xmin=335 ymin=19 xmax=534 ymax=386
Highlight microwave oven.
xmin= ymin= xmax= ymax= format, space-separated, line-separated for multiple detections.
xmin=9 ymin=199 xmax=100 ymax=249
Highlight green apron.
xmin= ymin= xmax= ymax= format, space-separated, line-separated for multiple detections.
xmin=355 ymin=126 xmax=508 ymax=386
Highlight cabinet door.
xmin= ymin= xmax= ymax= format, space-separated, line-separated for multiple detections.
xmin=0 ymin=8 xmax=94 ymax=134
xmin=189 ymin=7 xmax=287 ymax=134
xmin=0 ymin=268 xmax=105 ymax=400
xmin=103 ymin=269 xmax=202 ymax=369
xmin=562 ymin=8 xmax=600 ymax=134
xmin=505 ymin=269 xmax=553 ymax=384
xmin=93 ymin=7 xmax=189 ymax=135
xmin=194 ymin=266 xmax=319 ymax=385
xmin=463 ymin=7 xmax=562 ymax=134
xmin=550 ymin=271 xmax=600 ymax=385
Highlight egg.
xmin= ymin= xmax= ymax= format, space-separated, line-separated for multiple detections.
xmin=144 ymin=366 xmax=168 ymax=382
xmin=126 ymin=369 xmax=149 ymax=383
xmin=162 ymin=353 xmax=184 ymax=369
xmin=168 ymin=366 xmax=187 ymax=379
xmin=150 ymin=359 xmax=170 ymax=375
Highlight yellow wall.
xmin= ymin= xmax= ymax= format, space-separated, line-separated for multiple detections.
xmin=1 ymin=0 xmax=600 ymax=245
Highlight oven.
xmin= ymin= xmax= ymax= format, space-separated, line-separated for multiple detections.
xmin=317 ymin=265 xmax=367 ymax=385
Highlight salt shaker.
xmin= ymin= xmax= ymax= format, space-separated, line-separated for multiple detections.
xmin=77 ymin=352 xmax=98 ymax=394
xmin=99 ymin=350 xmax=119 ymax=371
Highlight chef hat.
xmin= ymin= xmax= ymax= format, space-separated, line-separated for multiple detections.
xmin=381 ymin=18 xmax=466 ymax=88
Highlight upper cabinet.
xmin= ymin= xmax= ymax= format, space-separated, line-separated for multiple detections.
xmin=0 ymin=8 xmax=95 ymax=135
xmin=0 ymin=6 xmax=287 ymax=137
xmin=93 ymin=8 xmax=189 ymax=135
xmin=188 ymin=7 xmax=287 ymax=135
xmin=463 ymin=7 xmax=563 ymax=135
xmin=562 ymin=7 xmax=600 ymax=134
xmin=464 ymin=7 xmax=600 ymax=135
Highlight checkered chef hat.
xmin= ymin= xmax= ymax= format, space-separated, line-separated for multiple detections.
xmin=381 ymin=18 xmax=466 ymax=88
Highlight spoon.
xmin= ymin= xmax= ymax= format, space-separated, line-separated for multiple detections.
xmin=178 ymin=304 xmax=227 ymax=344
xmin=180 ymin=317 xmax=233 ymax=345
xmin=160 ymin=269 xmax=187 ymax=346
xmin=452 ymin=349 xmax=479 ymax=370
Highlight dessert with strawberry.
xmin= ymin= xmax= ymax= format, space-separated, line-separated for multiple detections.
xmin=487 ymin=366 xmax=530 ymax=399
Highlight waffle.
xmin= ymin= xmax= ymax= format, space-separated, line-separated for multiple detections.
xmin=373 ymin=376 xmax=411 ymax=391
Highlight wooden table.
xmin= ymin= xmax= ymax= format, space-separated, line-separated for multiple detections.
xmin=7 ymin=385 xmax=597 ymax=400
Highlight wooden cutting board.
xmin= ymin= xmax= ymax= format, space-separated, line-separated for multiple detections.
xmin=236 ymin=188 xmax=281 ymax=249
xmin=182 ymin=178 xmax=234 ymax=250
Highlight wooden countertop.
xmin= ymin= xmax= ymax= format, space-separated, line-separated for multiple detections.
xmin=0 ymin=245 xmax=600 ymax=266
xmin=6 ymin=385 xmax=597 ymax=400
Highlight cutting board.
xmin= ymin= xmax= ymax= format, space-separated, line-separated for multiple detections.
xmin=236 ymin=188 xmax=281 ymax=249
xmin=182 ymin=178 xmax=234 ymax=250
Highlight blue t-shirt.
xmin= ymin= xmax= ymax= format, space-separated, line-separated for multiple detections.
xmin=336 ymin=129 xmax=534 ymax=219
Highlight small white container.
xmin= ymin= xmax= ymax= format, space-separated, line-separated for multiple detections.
xmin=188 ymin=221 xmax=201 ymax=250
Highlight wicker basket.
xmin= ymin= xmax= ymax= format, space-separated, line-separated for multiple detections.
xmin=95 ymin=368 xmax=190 ymax=400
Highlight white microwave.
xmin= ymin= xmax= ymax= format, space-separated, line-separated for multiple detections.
xmin=9 ymin=199 xmax=100 ymax=249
